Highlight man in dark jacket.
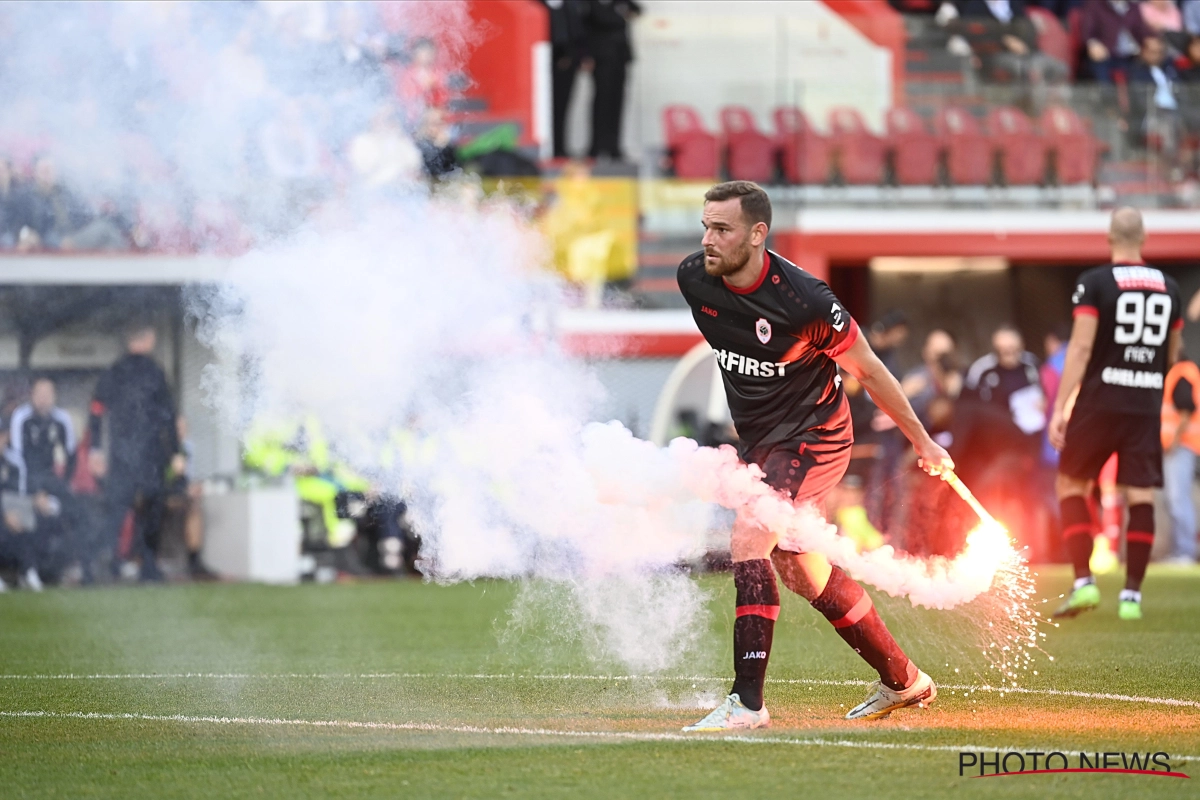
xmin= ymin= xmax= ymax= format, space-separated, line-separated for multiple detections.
xmin=584 ymin=0 xmax=641 ymax=160
xmin=542 ymin=0 xmax=590 ymax=159
xmin=954 ymin=0 xmax=1068 ymax=84
xmin=1128 ymin=36 xmax=1183 ymax=160
xmin=88 ymin=323 xmax=182 ymax=582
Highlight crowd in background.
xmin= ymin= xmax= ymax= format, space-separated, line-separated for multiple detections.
xmin=0 ymin=1 xmax=463 ymax=257
xmin=0 ymin=322 xmax=418 ymax=591
xmin=0 ymin=324 xmax=209 ymax=591
xmin=824 ymin=297 xmax=1200 ymax=565
xmin=891 ymin=0 xmax=1200 ymax=176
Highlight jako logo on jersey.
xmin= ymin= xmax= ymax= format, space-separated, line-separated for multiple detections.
xmin=830 ymin=303 xmax=846 ymax=332
xmin=756 ymin=318 xmax=772 ymax=344
xmin=701 ymin=306 xmax=718 ymax=317
xmin=714 ymin=349 xmax=789 ymax=377
xmin=742 ymin=651 xmax=767 ymax=660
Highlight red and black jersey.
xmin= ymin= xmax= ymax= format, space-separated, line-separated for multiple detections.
xmin=1071 ymin=263 xmax=1183 ymax=416
xmin=678 ymin=249 xmax=858 ymax=455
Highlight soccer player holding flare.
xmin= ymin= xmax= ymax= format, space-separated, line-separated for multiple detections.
xmin=1049 ymin=208 xmax=1183 ymax=621
xmin=678 ymin=182 xmax=952 ymax=731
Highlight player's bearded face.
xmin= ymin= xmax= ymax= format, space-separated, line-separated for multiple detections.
xmin=703 ymin=226 xmax=753 ymax=277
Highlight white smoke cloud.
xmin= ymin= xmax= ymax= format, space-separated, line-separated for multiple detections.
xmin=0 ymin=2 xmax=1024 ymax=673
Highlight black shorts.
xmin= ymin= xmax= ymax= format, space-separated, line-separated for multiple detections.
xmin=1059 ymin=406 xmax=1163 ymax=488
xmin=744 ymin=435 xmax=853 ymax=502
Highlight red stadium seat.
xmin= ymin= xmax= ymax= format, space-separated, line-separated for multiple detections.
xmin=827 ymin=107 xmax=885 ymax=185
xmin=1040 ymin=104 xmax=1102 ymax=185
xmin=772 ymin=107 xmax=831 ymax=185
xmin=662 ymin=105 xmax=719 ymax=179
xmin=986 ymin=106 xmax=1046 ymax=185
xmin=719 ymin=106 xmax=775 ymax=183
xmin=885 ymin=107 xmax=939 ymax=185
xmin=1027 ymin=7 xmax=1071 ymax=79
xmin=933 ymin=107 xmax=992 ymax=185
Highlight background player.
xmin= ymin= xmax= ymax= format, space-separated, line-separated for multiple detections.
xmin=677 ymin=181 xmax=954 ymax=731
xmin=1049 ymin=208 xmax=1183 ymax=621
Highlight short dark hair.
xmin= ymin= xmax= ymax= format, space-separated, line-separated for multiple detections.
xmin=704 ymin=181 xmax=771 ymax=230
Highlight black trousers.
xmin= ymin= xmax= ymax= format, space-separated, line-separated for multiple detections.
xmin=589 ymin=40 xmax=629 ymax=159
xmin=552 ymin=46 xmax=578 ymax=158
xmin=101 ymin=475 xmax=166 ymax=567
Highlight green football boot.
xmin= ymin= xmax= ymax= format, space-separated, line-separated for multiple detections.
xmin=1118 ymin=599 xmax=1143 ymax=620
xmin=1052 ymin=583 xmax=1101 ymax=618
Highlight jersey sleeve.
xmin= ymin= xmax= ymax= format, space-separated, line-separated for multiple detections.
xmin=1071 ymin=270 xmax=1102 ymax=319
xmin=1171 ymin=280 xmax=1185 ymax=332
xmin=798 ymin=280 xmax=859 ymax=358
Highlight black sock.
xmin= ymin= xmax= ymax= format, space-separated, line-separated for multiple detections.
xmin=1060 ymin=495 xmax=1094 ymax=581
xmin=731 ymin=559 xmax=779 ymax=711
xmin=811 ymin=568 xmax=913 ymax=691
xmin=188 ymin=551 xmax=200 ymax=570
xmin=1125 ymin=503 xmax=1154 ymax=592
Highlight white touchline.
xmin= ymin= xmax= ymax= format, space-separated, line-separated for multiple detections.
xmin=1 ymin=672 xmax=1197 ymax=710
xmin=2 ymin=710 xmax=1195 ymax=761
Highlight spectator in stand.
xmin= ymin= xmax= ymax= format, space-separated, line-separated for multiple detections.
xmin=543 ymin=0 xmax=591 ymax=159
xmin=584 ymin=0 xmax=641 ymax=161
xmin=12 ymin=156 xmax=127 ymax=251
xmin=1081 ymin=0 xmax=1151 ymax=83
xmin=88 ymin=323 xmax=183 ymax=583
xmin=12 ymin=156 xmax=89 ymax=251
xmin=1162 ymin=352 xmax=1200 ymax=564
xmin=0 ymin=159 xmax=24 ymax=249
xmin=0 ymin=417 xmax=40 ymax=592
xmin=1180 ymin=36 xmax=1200 ymax=146
xmin=9 ymin=378 xmax=77 ymax=583
xmin=953 ymin=0 xmax=1069 ymax=85
xmin=1129 ymin=36 xmax=1184 ymax=165
xmin=397 ymin=38 xmax=450 ymax=114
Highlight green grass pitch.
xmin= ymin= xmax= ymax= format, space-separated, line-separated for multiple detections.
xmin=1 ymin=565 xmax=1197 ymax=798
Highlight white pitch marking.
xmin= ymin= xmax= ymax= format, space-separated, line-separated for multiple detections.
xmin=3 ymin=710 xmax=1195 ymax=762
xmin=1 ymin=672 xmax=1197 ymax=711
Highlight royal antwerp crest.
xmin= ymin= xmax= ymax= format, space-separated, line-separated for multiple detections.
xmin=755 ymin=317 xmax=772 ymax=344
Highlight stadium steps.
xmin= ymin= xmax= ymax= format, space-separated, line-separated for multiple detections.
xmin=628 ymin=232 xmax=694 ymax=309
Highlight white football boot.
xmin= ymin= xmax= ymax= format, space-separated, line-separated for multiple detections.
xmin=682 ymin=693 xmax=770 ymax=732
xmin=845 ymin=669 xmax=937 ymax=720
xmin=20 ymin=568 xmax=43 ymax=592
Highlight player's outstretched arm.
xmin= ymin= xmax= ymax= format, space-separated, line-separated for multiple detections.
xmin=1048 ymin=314 xmax=1098 ymax=452
xmin=833 ymin=334 xmax=953 ymax=477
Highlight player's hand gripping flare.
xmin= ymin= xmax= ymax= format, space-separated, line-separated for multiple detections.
xmin=916 ymin=440 xmax=954 ymax=478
